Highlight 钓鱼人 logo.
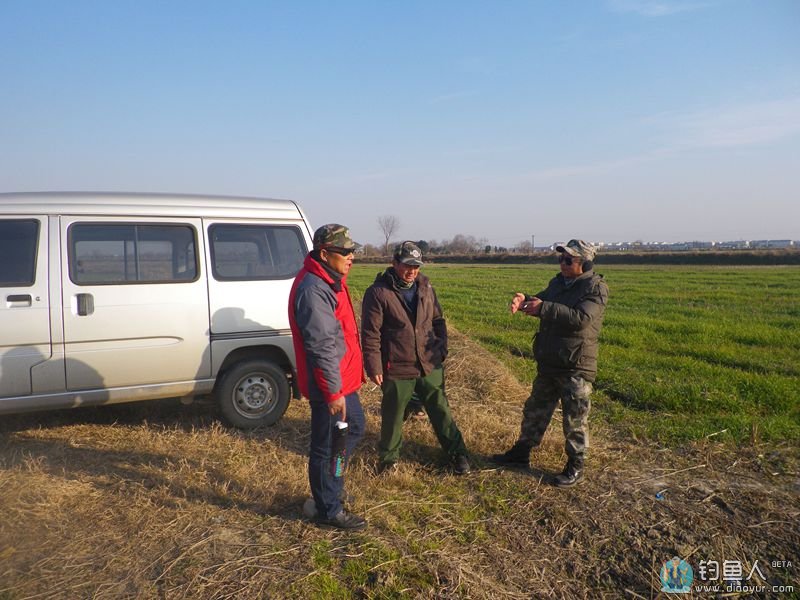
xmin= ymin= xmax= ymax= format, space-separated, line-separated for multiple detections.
xmin=660 ymin=556 xmax=694 ymax=593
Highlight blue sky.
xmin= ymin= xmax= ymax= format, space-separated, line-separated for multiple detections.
xmin=1 ymin=0 xmax=798 ymax=247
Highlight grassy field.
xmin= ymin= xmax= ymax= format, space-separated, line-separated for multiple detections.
xmin=2 ymin=264 xmax=798 ymax=598
xmin=349 ymin=263 xmax=800 ymax=444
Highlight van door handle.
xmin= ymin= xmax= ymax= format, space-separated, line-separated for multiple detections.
xmin=76 ymin=293 xmax=95 ymax=316
xmin=6 ymin=294 xmax=32 ymax=307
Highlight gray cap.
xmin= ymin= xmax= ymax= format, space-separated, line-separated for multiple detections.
xmin=556 ymin=239 xmax=596 ymax=261
xmin=393 ymin=241 xmax=424 ymax=266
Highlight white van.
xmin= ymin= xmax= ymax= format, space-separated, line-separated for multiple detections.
xmin=0 ymin=192 xmax=313 ymax=428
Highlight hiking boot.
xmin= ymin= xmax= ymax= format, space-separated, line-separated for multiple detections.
xmin=490 ymin=442 xmax=531 ymax=468
xmin=315 ymin=509 xmax=367 ymax=530
xmin=451 ymin=454 xmax=471 ymax=475
xmin=554 ymin=458 xmax=584 ymax=488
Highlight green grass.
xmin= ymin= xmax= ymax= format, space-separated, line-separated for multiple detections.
xmin=348 ymin=263 xmax=800 ymax=444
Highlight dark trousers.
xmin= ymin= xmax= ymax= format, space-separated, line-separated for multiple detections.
xmin=309 ymin=392 xmax=365 ymax=519
xmin=379 ymin=366 xmax=466 ymax=464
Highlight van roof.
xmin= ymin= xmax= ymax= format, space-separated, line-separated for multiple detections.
xmin=0 ymin=192 xmax=304 ymax=220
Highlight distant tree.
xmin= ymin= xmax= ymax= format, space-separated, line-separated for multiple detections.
xmin=431 ymin=234 xmax=489 ymax=255
xmin=515 ymin=240 xmax=532 ymax=254
xmin=484 ymin=245 xmax=492 ymax=254
xmin=447 ymin=234 xmax=477 ymax=254
xmin=416 ymin=240 xmax=430 ymax=254
xmin=377 ymin=215 xmax=400 ymax=255
xmin=361 ymin=243 xmax=382 ymax=257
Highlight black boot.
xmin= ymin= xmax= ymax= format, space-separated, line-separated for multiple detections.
xmin=554 ymin=457 xmax=584 ymax=487
xmin=491 ymin=442 xmax=531 ymax=468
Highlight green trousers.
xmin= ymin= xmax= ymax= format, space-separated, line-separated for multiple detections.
xmin=379 ymin=366 xmax=467 ymax=464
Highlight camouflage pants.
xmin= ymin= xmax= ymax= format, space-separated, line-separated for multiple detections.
xmin=518 ymin=374 xmax=592 ymax=460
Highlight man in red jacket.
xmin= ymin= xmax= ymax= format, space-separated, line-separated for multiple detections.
xmin=288 ymin=224 xmax=367 ymax=530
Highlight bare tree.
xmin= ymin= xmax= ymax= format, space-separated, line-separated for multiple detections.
xmin=447 ymin=234 xmax=482 ymax=254
xmin=515 ymin=240 xmax=532 ymax=254
xmin=361 ymin=243 xmax=381 ymax=257
xmin=377 ymin=215 xmax=400 ymax=255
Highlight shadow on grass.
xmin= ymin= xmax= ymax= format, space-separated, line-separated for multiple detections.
xmin=595 ymin=384 xmax=665 ymax=413
xmin=0 ymin=396 xmax=221 ymax=434
xmin=0 ymin=432 xmax=311 ymax=520
xmin=471 ymin=453 xmax=555 ymax=483
xmin=506 ymin=345 xmax=533 ymax=360
xmin=0 ymin=398 xmax=329 ymax=521
xmin=0 ymin=397 xmax=314 ymax=454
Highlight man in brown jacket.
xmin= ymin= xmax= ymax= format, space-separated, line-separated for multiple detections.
xmin=361 ymin=241 xmax=470 ymax=475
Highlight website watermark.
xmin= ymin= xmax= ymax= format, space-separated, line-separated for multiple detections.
xmin=658 ymin=556 xmax=794 ymax=595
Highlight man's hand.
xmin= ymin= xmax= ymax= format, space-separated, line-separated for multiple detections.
xmin=509 ymin=293 xmax=527 ymax=314
xmin=511 ymin=293 xmax=542 ymax=316
xmin=369 ymin=374 xmax=383 ymax=386
xmin=328 ymin=396 xmax=346 ymax=420
xmin=521 ymin=297 xmax=543 ymax=316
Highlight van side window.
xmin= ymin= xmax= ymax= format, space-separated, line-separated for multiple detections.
xmin=0 ymin=219 xmax=39 ymax=287
xmin=210 ymin=224 xmax=306 ymax=281
xmin=69 ymin=223 xmax=197 ymax=284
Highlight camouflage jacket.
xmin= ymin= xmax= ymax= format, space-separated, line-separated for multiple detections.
xmin=532 ymin=270 xmax=608 ymax=382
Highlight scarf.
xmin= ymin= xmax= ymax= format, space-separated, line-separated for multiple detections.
xmin=385 ymin=267 xmax=414 ymax=291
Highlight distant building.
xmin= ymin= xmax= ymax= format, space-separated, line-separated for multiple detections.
xmin=603 ymin=242 xmax=630 ymax=251
xmin=751 ymin=240 xmax=794 ymax=249
xmin=688 ymin=241 xmax=713 ymax=249
xmin=716 ymin=240 xmax=750 ymax=249
xmin=666 ymin=243 xmax=691 ymax=251
xmin=542 ymin=238 xmax=796 ymax=252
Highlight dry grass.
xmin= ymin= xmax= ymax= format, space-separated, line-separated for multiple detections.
xmin=1 ymin=328 xmax=798 ymax=599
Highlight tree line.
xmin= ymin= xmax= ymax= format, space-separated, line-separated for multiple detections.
xmin=370 ymin=215 xmax=534 ymax=257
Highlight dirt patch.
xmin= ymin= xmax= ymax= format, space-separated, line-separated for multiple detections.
xmin=1 ymin=329 xmax=797 ymax=598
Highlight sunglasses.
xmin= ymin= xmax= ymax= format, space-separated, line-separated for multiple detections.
xmin=559 ymin=254 xmax=581 ymax=266
xmin=325 ymin=246 xmax=355 ymax=256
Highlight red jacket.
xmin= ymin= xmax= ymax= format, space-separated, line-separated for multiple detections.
xmin=288 ymin=254 xmax=364 ymax=402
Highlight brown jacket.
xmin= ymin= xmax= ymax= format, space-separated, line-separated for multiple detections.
xmin=361 ymin=270 xmax=447 ymax=380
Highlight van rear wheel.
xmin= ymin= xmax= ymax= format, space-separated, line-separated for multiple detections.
xmin=217 ymin=360 xmax=290 ymax=429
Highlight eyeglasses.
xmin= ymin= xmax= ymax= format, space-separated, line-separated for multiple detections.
xmin=558 ymin=254 xmax=581 ymax=266
xmin=325 ymin=247 xmax=354 ymax=257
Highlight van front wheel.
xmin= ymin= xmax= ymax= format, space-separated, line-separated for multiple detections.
xmin=217 ymin=360 xmax=290 ymax=429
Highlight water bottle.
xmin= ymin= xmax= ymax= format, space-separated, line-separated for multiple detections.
xmin=330 ymin=420 xmax=349 ymax=477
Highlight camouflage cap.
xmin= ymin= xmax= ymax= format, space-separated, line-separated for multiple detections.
xmin=313 ymin=223 xmax=360 ymax=250
xmin=556 ymin=239 xmax=596 ymax=261
xmin=393 ymin=241 xmax=424 ymax=266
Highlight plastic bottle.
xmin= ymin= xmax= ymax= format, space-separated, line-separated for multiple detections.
xmin=330 ymin=420 xmax=349 ymax=477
